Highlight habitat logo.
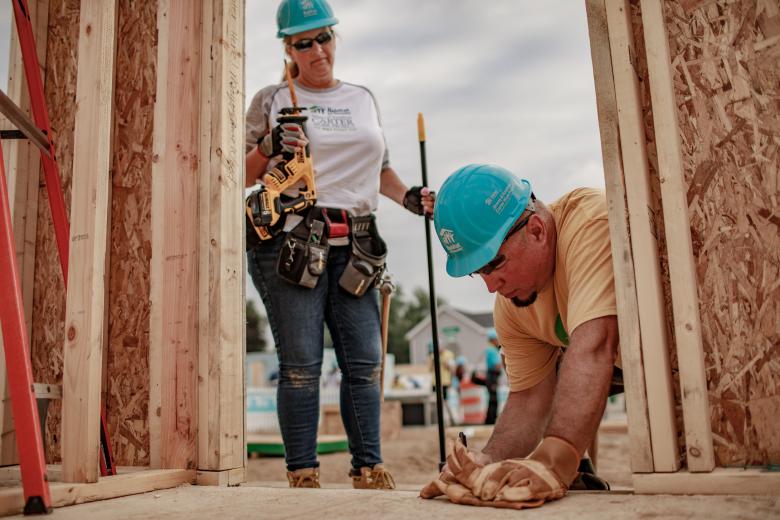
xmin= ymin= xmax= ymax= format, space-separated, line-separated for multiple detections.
xmin=308 ymin=105 xmax=326 ymax=114
xmin=439 ymin=228 xmax=463 ymax=254
xmin=301 ymin=0 xmax=317 ymax=17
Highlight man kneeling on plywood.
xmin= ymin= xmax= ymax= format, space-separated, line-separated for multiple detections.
xmin=421 ymin=164 xmax=622 ymax=509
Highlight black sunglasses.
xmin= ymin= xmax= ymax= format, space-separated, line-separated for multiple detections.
xmin=470 ymin=211 xmax=535 ymax=277
xmin=290 ymin=31 xmax=333 ymax=51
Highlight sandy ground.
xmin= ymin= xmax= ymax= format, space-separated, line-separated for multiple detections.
xmin=246 ymin=424 xmax=634 ymax=489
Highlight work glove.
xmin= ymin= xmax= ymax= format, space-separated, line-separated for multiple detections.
xmin=257 ymin=121 xmax=308 ymax=157
xmin=420 ymin=440 xmax=542 ymax=510
xmin=403 ymin=186 xmax=435 ymax=217
xmin=420 ymin=436 xmax=580 ymax=510
xmin=481 ymin=436 xmax=580 ymax=504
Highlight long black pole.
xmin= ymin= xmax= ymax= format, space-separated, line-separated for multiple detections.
xmin=418 ymin=113 xmax=446 ymax=470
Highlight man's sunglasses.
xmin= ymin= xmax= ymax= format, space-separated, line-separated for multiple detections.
xmin=290 ymin=31 xmax=334 ymax=52
xmin=470 ymin=211 xmax=535 ymax=277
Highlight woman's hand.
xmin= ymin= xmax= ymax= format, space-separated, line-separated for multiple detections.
xmin=403 ymin=186 xmax=436 ymax=217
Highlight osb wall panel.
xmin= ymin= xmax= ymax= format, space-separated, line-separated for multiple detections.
xmin=105 ymin=0 xmax=157 ymax=466
xmin=662 ymin=0 xmax=780 ymax=466
xmin=628 ymin=0 xmax=687 ymax=464
xmin=30 ymin=0 xmax=80 ymax=463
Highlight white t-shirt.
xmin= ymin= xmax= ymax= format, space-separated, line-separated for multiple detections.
xmin=246 ymin=80 xmax=390 ymax=224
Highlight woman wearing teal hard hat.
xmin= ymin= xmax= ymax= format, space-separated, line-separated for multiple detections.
xmin=244 ymin=0 xmax=434 ymax=490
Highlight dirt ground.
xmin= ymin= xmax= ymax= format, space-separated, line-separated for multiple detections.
xmin=246 ymin=424 xmax=633 ymax=488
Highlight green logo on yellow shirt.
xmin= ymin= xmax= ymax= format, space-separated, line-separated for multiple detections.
xmin=555 ymin=314 xmax=569 ymax=346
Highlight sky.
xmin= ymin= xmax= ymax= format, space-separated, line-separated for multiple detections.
xmin=0 ymin=1 xmax=606 ymax=316
xmin=245 ymin=0 xmax=606 ymax=313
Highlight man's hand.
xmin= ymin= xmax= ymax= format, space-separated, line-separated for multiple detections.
xmin=403 ymin=186 xmax=435 ymax=217
xmin=488 ymin=436 xmax=580 ymax=503
xmin=420 ymin=436 xmax=579 ymax=510
xmin=257 ymin=122 xmax=307 ymax=157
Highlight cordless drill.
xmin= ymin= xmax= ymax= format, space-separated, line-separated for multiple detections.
xmin=246 ymin=107 xmax=317 ymax=241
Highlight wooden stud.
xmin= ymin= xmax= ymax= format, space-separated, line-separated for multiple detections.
xmin=195 ymin=467 xmax=245 ymax=487
xmin=62 ymin=0 xmax=118 ymax=484
xmin=197 ymin=0 xmax=246 ymax=473
xmin=0 ymin=0 xmax=50 ymax=466
xmin=605 ymin=0 xmax=680 ymax=472
xmin=585 ymin=0 xmax=654 ymax=473
xmin=149 ymin=0 xmax=201 ymax=470
xmin=0 ymin=468 xmax=195 ymax=516
xmin=633 ymin=468 xmax=780 ymax=495
xmin=640 ymin=0 xmax=715 ymax=472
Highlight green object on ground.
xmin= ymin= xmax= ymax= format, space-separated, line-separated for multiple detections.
xmin=247 ymin=436 xmax=348 ymax=456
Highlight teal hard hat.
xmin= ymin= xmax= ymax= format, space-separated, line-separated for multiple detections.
xmin=277 ymin=0 xmax=339 ymax=38
xmin=434 ymin=164 xmax=533 ymax=277
xmin=487 ymin=327 xmax=498 ymax=341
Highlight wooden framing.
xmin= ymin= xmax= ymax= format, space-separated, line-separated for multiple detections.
xmin=640 ymin=0 xmax=714 ymax=473
xmin=196 ymin=0 xmax=246 ymax=474
xmin=62 ymin=0 xmax=119 ymax=484
xmin=0 ymin=468 xmax=194 ymax=516
xmin=633 ymin=468 xmax=780 ymax=496
xmin=149 ymin=0 xmax=202 ymax=471
xmin=604 ymin=0 xmax=680 ymax=472
xmin=1 ymin=1 xmax=245 ymax=512
xmin=584 ymin=0 xmax=654 ymax=474
xmin=588 ymin=0 xmax=778 ymax=494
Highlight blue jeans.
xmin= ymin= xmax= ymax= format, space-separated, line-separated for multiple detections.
xmin=247 ymin=234 xmax=383 ymax=472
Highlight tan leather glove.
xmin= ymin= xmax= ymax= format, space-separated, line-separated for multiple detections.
xmin=488 ymin=436 xmax=581 ymax=503
xmin=420 ymin=436 xmax=493 ymax=499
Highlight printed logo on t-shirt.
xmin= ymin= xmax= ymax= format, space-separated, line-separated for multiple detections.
xmin=306 ymin=105 xmax=357 ymax=132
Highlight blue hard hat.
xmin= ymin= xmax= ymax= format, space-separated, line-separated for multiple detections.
xmin=434 ymin=164 xmax=533 ymax=277
xmin=487 ymin=327 xmax=498 ymax=341
xmin=277 ymin=0 xmax=339 ymax=38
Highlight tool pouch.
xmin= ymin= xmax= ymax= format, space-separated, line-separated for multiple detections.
xmin=276 ymin=212 xmax=329 ymax=289
xmin=339 ymin=215 xmax=387 ymax=297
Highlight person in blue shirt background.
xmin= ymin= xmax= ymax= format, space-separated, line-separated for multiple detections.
xmin=472 ymin=328 xmax=503 ymax=424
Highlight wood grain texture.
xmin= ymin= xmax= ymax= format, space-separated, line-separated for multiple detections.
xmin=606 ymin=0 xmax=681 ymax=472
xmin=585 ymin=0 xmax=655 ymax=473
xmin=104 ymin=0 xmax=157 ymax=467
xmin=642 ymin=0 xmax=715 ymax=472
xmin=197 ymin=0 xmax=245 ymax=472
xmin=62 ymin=0 xmax=118 ymax=483
xmin=658 ymin=0 xmax=780 ymax=466
xmin=30 ymin=0 xmax=80 ymax=464
xmin=633 ymin=467 xmax=780 ymax=495
xmin=149 ymin=0 xmax=202 ymax=470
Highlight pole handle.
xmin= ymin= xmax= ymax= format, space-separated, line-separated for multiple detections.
xmin=417 ymin=112 xmax=425 ymax=143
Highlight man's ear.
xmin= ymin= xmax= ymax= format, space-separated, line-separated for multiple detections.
xmin=527 ymin=214 xmax=545 ymax=244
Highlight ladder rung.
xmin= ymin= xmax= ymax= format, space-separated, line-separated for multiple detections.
xmin=0 ymin=89 xmax=51 ymax=158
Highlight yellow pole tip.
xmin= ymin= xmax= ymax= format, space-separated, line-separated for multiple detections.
xmin=417 ymin=113 xmax=426 ymax=142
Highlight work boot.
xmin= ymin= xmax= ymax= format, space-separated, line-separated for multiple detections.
xmin=350 ymin=464 xmax=396 ymax=490
xmin=287 ymin=467 xmax=321 ymax=488
xmin=570 ymin=458 xmax=610 ymax=491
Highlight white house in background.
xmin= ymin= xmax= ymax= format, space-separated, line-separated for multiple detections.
xmin=405 ymin=305 xmax=494 ymax=367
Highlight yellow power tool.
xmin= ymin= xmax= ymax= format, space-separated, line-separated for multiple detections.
xmin=246 ymin=64 xmax=317 ymax=241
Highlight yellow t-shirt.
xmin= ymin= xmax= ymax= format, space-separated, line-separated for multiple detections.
xmin=494 ymin=188 xmax=619 ymax=392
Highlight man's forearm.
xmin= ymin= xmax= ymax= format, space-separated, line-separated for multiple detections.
xmin=546 ymin=317 xmax=618 ymax=455
xmin=481 ymin=367 xmax=555 ymax=461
